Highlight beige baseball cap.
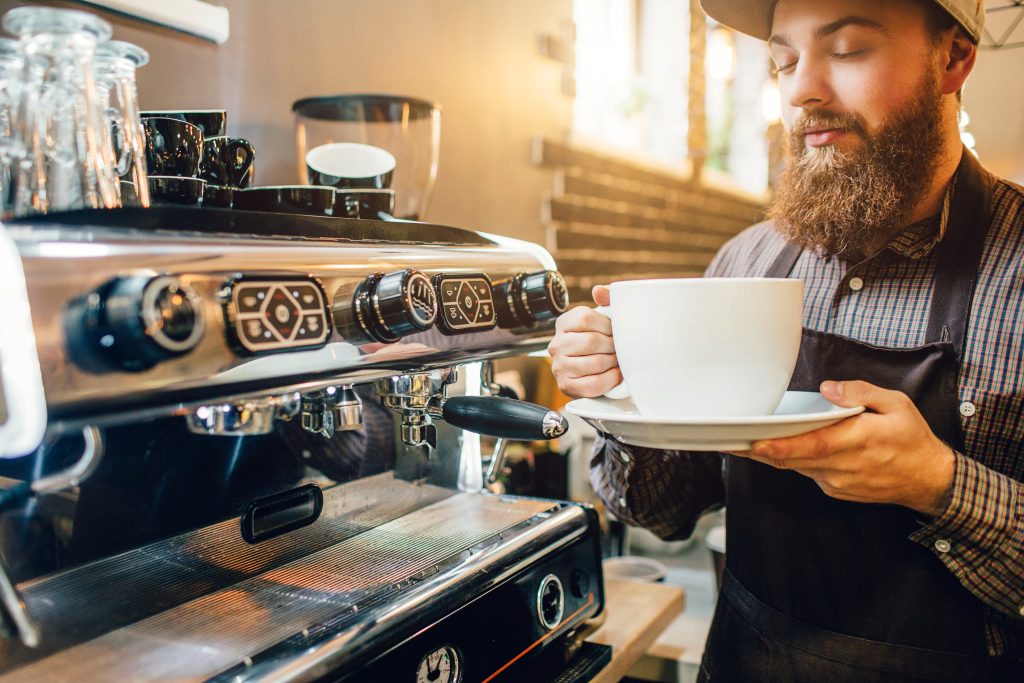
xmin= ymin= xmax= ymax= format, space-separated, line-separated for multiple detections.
xmin=700 ymin=0 xmax=985 ymax=44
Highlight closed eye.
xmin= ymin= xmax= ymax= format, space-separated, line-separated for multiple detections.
xmin=832 ymin=50 xmax=866 ymax=60
xmin=772 ymin=61 xmax=797 ymax=75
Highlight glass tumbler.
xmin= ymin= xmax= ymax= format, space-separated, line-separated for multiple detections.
xmin=0 ymin=39 xmax=24 ymax=217
xmin=94 ymin=40 xmax=150 ymax=208
xmin=3 ymin=6 xmax=118 ymax=216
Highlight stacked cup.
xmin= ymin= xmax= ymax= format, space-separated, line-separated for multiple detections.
xmin=304 ymin=142 xmax=397 ymax=219
xmin=230 ymin=141 xmax=398 ymax=218
xmin=139 ymin=109 xmax=254 ymax=207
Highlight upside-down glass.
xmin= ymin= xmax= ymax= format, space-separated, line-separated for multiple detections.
xmin=0 ymin=39 xmax=24 ymax=217
xmin=94 ymin=40 xmax=150 ymax=208
xmin=3 ymin=6 xmax=119 ymax=216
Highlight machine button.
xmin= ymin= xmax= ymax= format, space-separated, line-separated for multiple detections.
xmin=571 ymin=569 xmax=591 ymax=598
xmin=295 ymin=313 xmax=328 ymax=341
xmin=289 ymin=284 xmax=322 ymax=311
xmin=445 ymin=303 xmax=470 ymax=327
xmin=478 ymin=300 xmax=494 ymax=323
xmin=456 ymin=281 xmax=481 ymax=321
xmin=494 ymin=270 xmax=569 ymax=328
xmin=236 ymin=286 xmax=266 ymax=313
xmin=240 ymin=317 xmax=277 ymax=346
xmin=66 ymin=274 xmax=205 ymax=372
xmin=439 ymin=279 xmax=460 ymax=304
xmin=264 ymin=287 xmax=300 ymax=340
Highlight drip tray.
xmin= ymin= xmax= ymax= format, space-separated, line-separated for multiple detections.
xmin=0 ymin=487 xmax=558 ymax=682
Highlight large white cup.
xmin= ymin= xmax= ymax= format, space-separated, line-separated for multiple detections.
xmin=598 ymin=278 xmax=803 ymax=417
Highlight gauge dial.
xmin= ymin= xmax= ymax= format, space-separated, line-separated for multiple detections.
xmin=416 ymin=644 xmax=461 ymax=683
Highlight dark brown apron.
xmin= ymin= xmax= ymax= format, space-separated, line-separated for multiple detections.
xmin=699 ymin=150 xmax=1024 ymax=681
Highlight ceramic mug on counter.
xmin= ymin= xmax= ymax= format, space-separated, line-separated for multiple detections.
xmin=140 ymin=109 xmax=227 ymax=137
xmin=597 ymin=278 xmax=803 ymax=417
xmin=142 ymin=116 xmax=203 ymax=178
xmin=201 ymin=136 xmax=255 ymax=188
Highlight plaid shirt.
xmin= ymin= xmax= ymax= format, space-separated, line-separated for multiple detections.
xmin=591 ymin=173 xmax=1024 ymax=656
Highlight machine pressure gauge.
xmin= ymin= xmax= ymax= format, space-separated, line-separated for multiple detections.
xmin=415 ymin=644 xmax=461 ymax=683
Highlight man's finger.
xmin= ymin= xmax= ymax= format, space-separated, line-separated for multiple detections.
xmin=751 ymin=413 xmax=867 ymax=462
xmin=820 ymin=380 xmax=912 ymax=414
xmin=555 ymin=307 xmax=613 ymax=335
xmin=592 ymin=285 xmax=610 ymax=307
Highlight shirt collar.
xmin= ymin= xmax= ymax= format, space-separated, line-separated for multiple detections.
xmin=883 ymin=172 xmax=957 ymax=260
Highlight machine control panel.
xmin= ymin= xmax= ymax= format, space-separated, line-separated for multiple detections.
xmin=433 ymin=273 xmax=496 ymax=335
xmin=225 ymin=277 xmax=330 ymax=354
xmin=494 ymin=270 xmax=570 ymax=328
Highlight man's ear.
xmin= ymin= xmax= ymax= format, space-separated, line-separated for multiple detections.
xmin=939 ymin=28 xmax=977 ymax=96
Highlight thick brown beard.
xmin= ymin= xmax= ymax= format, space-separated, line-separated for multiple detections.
xmin=768 ymin=79 xmax=945 ymax=258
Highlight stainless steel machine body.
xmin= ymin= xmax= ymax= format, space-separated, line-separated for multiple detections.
xmin=0 ymin=208 xmax=604 ymax=682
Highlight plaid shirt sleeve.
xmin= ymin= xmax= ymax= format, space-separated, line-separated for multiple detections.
xmin=909 ymin=452 xmax=1024 ymax=621
xmin=589 ymin=434 xmax=725 ymax=540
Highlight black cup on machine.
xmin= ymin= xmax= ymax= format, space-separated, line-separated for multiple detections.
xmin=142 ymin=116 xmax=203 ymax=178
xmin=305 ymin=142 xmax=395 ymax=189
xmin=334 ymin=188 xmax=396 ymax=219
xmin=148 ymin=176 xmax=206 ymax=207
xmin=233 ymin=185 xmax=335 ymax=216
xmin=202 ymin=184 xmax=234 ymax=208
xmin=140 ymin=109 xmax=227 ymax=137
xmin=201 ymin=136 xmax=255 ymax=188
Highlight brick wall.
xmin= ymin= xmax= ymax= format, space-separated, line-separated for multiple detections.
xmin=534 ymin=138 xmax=766 ymax=304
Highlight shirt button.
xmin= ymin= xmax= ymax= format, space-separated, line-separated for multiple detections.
xmin=935 ymin=539 xmax=951 ymax=553
xmin=620 ymin=452 xmax=631 ymax=463
xmin=1019 ymin=605 xmax=1024 ymax=617
xmin=959 ymin=401 xmax=976 ymax=417
xmin=848 ymin=277 xmax=864 ymax=291
xmin=618 ymin=496 xmax=627 ymax=508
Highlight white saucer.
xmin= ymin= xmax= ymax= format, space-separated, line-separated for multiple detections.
xmin=565 ymin=391 xmax=864 ymax=451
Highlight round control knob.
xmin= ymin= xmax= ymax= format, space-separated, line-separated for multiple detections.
xmin=66 ymin=275 xmax=204 ymax=372
xmin=338 ymin=269 xmax=438 ymax=344
xmin=495 ymin=270 xmax=570 ymax=328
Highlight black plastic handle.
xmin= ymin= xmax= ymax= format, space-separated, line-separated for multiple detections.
xmin=441 ymin=396 xmax=568 ymax=441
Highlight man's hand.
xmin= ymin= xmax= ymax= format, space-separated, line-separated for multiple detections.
xmin=738 ymin=380 xmax=956 ymax=517
xmin=548 ymin=285 xmax=622 ymax=398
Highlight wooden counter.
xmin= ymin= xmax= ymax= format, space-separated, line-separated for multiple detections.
xmin=586 ymin=577 xmax=687 ymax=683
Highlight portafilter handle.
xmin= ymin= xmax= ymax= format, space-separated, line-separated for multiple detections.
xmin=441 ymin=396 xmax=568 ymax=441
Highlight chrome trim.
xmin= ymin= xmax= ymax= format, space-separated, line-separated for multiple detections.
xmin=536 ymin=573 xmax=565 ymax=631
xmin=11 ymin=226 xmax=558 ymax=427
xmin=31 ymin=426 xmax=103 ymax=494
xmin=139 ymin=276 xmax=206 ymax=353
xmin=542 ymin=410 xmax=568 ymax=438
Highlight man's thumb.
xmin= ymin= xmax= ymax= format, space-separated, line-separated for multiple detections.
xmin=592 ymin=285 xmax=610 ymax=306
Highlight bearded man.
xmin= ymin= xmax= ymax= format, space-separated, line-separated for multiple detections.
xmin=547 ymin=0 xmax=1024 ymax=679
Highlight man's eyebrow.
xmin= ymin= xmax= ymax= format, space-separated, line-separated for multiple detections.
xmin=768 ymin=16 xmax=889 ymax=48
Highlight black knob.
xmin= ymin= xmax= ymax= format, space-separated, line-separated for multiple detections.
xmin=340 ymin=269 xmax=438 ymax=344
xmin=66 ymin=275 xmax=204 ymax=372
xmin=495 ymin=270 xmax=569 ymax=328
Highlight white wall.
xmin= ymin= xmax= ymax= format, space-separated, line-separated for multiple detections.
xmin=964 ymin=45 xmax=1024 ymax=184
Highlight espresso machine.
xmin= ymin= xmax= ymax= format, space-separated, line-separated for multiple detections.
xmin=0 ymin=207 xmax=606 ymax=682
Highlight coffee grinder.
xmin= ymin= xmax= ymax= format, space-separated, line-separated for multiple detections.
xmin=293 ymin=94 xmax=442 ymax=220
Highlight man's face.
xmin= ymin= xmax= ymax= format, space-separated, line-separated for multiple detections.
xmin=770 ymin=0 xmax=938 ymax=150
xmin=767 ymin=0 xmax=951 ymax=256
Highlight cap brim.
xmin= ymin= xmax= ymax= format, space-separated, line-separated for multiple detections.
xmin=700 ymin=0 xmax=776 ymax=39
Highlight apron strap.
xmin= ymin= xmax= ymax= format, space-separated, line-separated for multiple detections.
xmin=925 ymin=148 xmax=997 ymax=351
xmin=765 ymin=240 xmax=802 ymax=279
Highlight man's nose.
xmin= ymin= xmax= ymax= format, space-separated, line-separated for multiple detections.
xmin=786 ymin=59 xmax=832 ymax=110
